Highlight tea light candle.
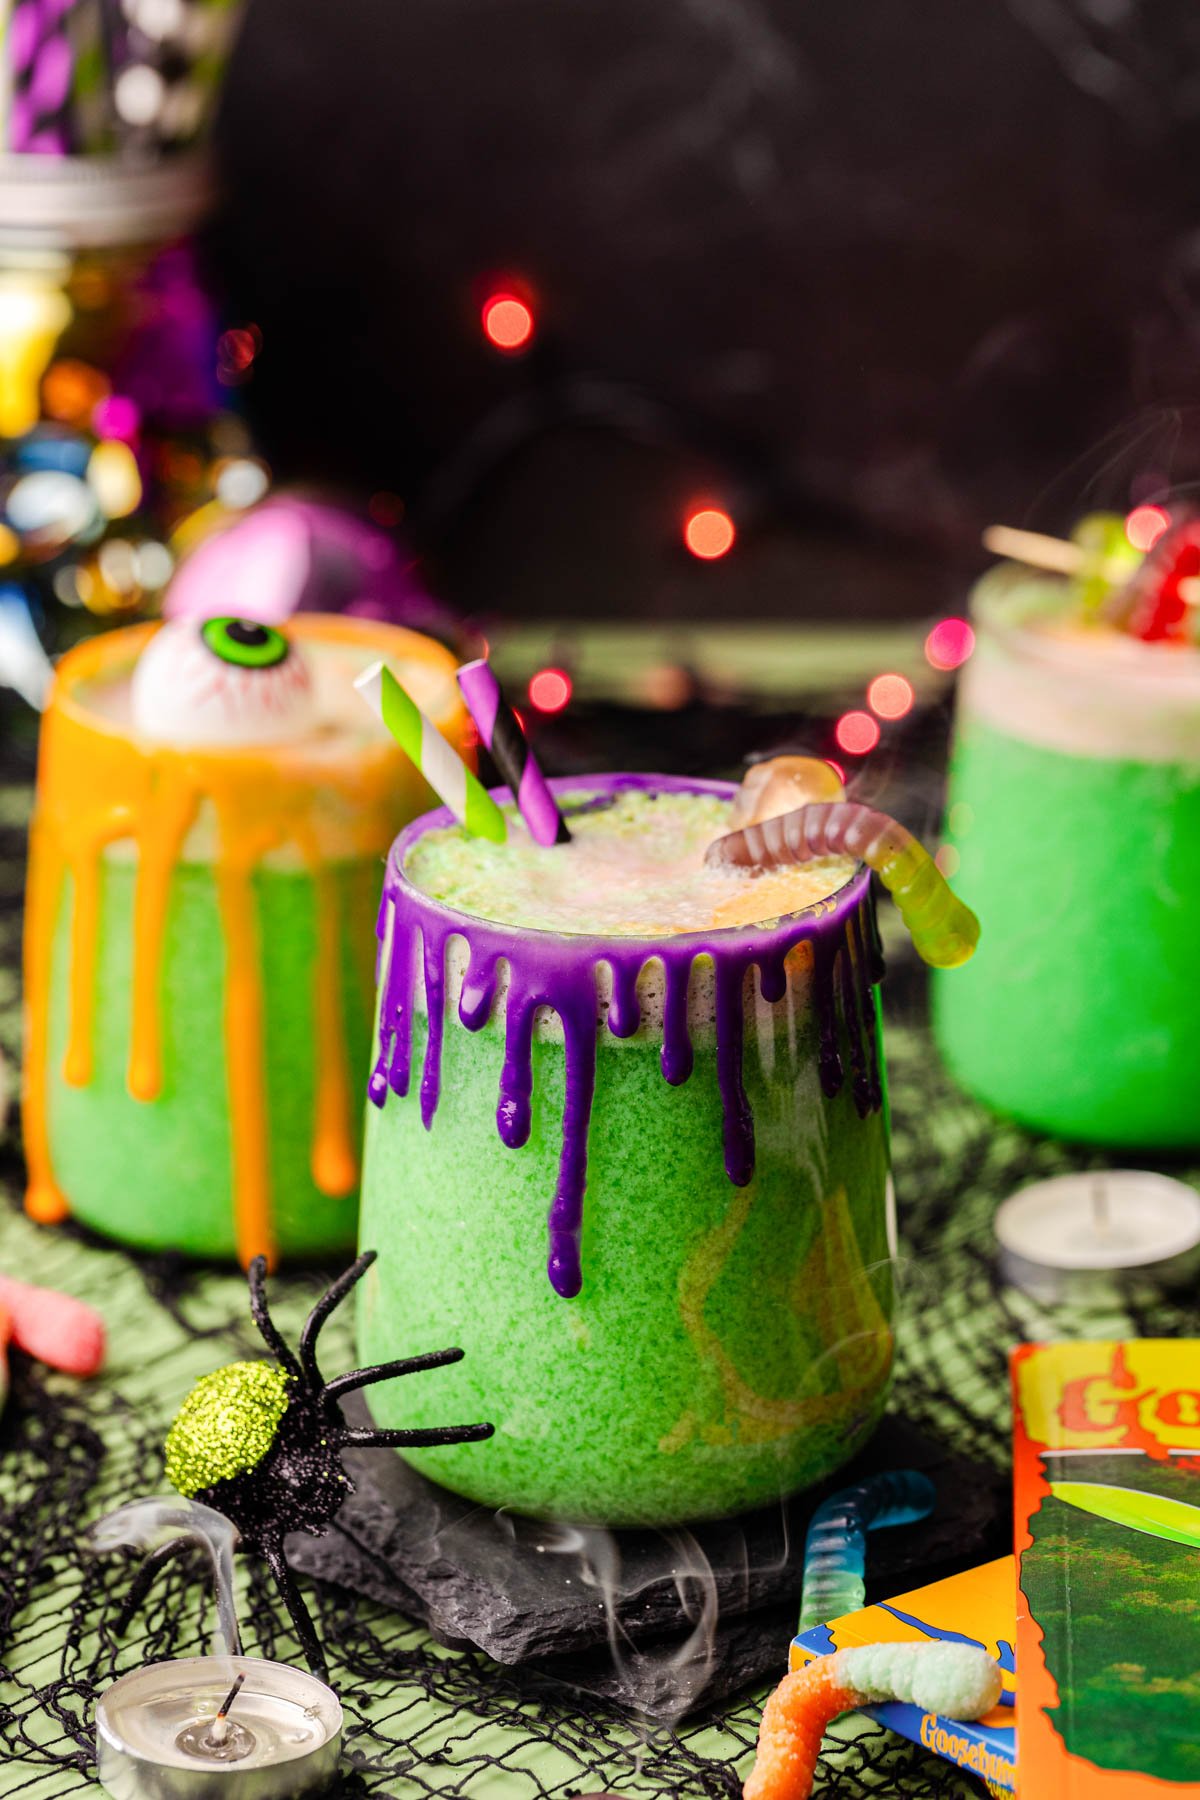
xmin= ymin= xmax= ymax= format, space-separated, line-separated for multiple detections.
xmin=95 ymin=1656 xmax=342 ymax=1799
xmin=995 ymin=1170 xmax=1200 ymax=1293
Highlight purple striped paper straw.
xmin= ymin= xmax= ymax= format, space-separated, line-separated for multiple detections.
xmin=456 ymin=658 xmax=570 ymax=847
xmin=8 ymin=0 xmax=74 ymax=154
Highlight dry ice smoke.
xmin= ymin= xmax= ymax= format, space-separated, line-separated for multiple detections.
xmin=89 ymin=1495 xmax=242 ymax=1657
xmin=534 ymin=1520 xmax=723 ymax=1724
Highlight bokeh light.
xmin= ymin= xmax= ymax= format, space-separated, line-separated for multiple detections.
xmin=925 ymin=617 xmax=975 ymax=672
xmin=936 ymin=844 xmax=961 ymax=877
xmin=216 ymin=326 xmax=261 ymax=386
xmin=482 ymin=293 xmax=535 ymax=352
xmin=835 ymin=710 xmax=881 ymax=755
xmin=684 ymin=507 xmax=736 ymax=560
xmin=42 ymin=359 xmax=108 ymax=424
xmin=214 ymin=458 xmax=270 ymax=510
xmin=866 ymin=672 xmax=914 ymax=720
xmin=7 ymin=469 xmax=96 ymax=546
xmin=639 ymin=663 xmax=694 ymax=709
xmin=135 ymin=540 xmax=174 ymax=589
xmin=87 ymin=440 xmax=142 ymax=519
xmin=528 ymin=667 xmax=572 ymax=713
xmin=368 ymin=490 xmax=405 ymax=528
xmin=1125 ymin=504 xmax=1170 ymax=553
xmin=92 ymin=394 xmax=140 ymax=442
xmin=824 ymin=757 xmax=846 ymax=785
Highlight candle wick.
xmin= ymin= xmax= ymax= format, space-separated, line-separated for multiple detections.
xmin=207 ymin=1672 xmax=245 ymax=1748
xmin=1092 ymin=1174 xmax=1110 ymax=1237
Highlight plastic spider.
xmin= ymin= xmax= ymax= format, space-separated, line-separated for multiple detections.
xmin=120 ymin=1249 xmax=493 ymax=1679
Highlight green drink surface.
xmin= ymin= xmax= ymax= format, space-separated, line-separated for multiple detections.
xmin=404 ymin=786 xmax=854 ymax=936
xmin=45 ymin=857 xmax=375 ymax=1258
xmin=358 ymin=997 xmax=892 ymax=1526
xmin=934 ymin=714 xmax=1200 ymax=1145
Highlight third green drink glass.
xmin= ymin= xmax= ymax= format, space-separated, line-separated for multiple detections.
xmin=357 ymin=774 xmax=894 ymax=1527
xmin=933 ymin=570 xmax=1200 ymax=1147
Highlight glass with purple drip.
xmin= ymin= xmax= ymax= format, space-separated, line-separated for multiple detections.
xmin=357 ymin=774 xmax=895 ymax=1527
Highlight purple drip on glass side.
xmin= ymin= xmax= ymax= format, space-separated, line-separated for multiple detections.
xmin=851 ymin=909 xmax=884 ymax=1112
xmin=420 ymin=932 xmax=446 ymax=1129
xmin=369 ymin=774 xmax=884 ymax=1299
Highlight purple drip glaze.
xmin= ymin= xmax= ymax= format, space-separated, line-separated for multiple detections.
xmin=369 ymin=774 xmax=884 ymax=1299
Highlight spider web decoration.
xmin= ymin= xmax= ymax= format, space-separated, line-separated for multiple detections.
xmin=1 ymin=757 xmax=1199 ymax=1799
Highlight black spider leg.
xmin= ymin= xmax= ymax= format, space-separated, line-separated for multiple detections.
xmin=248 ymin=1254 xmax=302 ymax=1379
xmin=337 ymin=1420 xmax=495 ymax=1449
xmin=298 ymin=1249 xmax=377 ymax=1390
xmin=260 ymin=1530 xmax=328 ymax=1682
xmin=114 ymin=1536 xmax=210 ymax=1638
xmin=323 ymin=1345 xmax=464 ymax=1406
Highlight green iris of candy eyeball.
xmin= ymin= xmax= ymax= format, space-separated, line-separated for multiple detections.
xmin=164 ymin=1361 xmax=291 ymax=1498
xmin=200 ymin=616 xmax=290 ymax=670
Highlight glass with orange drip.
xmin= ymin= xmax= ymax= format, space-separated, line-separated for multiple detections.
xmin=22 ymin=612 xmax=467 ymax=1264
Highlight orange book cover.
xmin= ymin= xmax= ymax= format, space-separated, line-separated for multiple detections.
xmin=1013 ymin=1341 xmax=1200 ymax=1797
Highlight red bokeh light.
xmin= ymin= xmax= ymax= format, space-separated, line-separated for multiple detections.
xmin=528 ymin=667 xmax=572 ymax=713
xmin=368 ymin=490 xmax=405 ymax=528
xmin=835 ymin=711 xmax=881 ymax=755
xmin=824 ymin=757 xmax=846 ymax=784
xmin=866 ymin=672 xmax=915 ymax=720
xmin=482 ymin=293 xmax=534 ymax=352
xmin=925 ymin=618 xmax=976 ymax=672
xmin=216 ymin=326 xmax=260 ymax=386
xmin=683 ymin=507 xmax=736 ymax=560
xmin=1125 ymin=504 xmax=1170 ymax=553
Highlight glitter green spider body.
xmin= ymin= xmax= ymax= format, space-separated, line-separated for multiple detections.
xmin=141 ymin=1251 xmax=493 ymax=1678
xmin=165 ymin=1362 xmax=292 ymax=1497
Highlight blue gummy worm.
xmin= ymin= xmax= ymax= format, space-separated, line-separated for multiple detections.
xmin=798 ymin=1469 xmax=936 ymax=1632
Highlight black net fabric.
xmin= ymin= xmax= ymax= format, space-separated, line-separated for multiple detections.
xmin=1 ymin=744 xmax=1198 ymax=1800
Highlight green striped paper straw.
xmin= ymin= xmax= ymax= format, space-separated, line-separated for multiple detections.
xmin=355 ymin=660 xmax=506 ymax=843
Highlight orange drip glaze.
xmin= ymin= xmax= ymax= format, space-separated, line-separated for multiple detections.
xmin=127 ymin=780 xmax=200 ymax=1102
xmin=295 ymin=820 xmax=359 ymax=1202
xmin=23 ymin=615 xmax=465 ymax=1264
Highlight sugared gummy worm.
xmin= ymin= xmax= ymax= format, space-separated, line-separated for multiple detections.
xmin=744 ymin=1642 xmax=1002 ymax=1800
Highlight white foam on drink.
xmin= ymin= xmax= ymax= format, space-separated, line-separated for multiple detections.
xmin=394 ymin=789 xmax=859 ymax=1042
xmin=404 ymin=788 xmax=854 ymax=937
xmin=964 ymin=571 xmax=1200 ymax=762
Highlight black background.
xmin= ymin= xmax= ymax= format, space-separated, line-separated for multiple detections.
xmin=211 ymin=0 xmax=1200 ymax=623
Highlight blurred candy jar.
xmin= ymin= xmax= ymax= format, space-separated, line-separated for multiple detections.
xmin=0 ymin=150 xmax=242 ymax=686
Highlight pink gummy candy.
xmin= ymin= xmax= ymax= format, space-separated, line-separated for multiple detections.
xmin=0 ymin=1274 xmax=105 ymax=1375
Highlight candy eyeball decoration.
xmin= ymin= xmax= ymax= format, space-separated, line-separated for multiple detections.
xmin=131 ymin=616 xmax=317 ymax=746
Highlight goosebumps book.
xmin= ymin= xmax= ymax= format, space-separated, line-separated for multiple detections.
xmin=791 ymin=1558 xmax=1016 ymax=1796
xmin=1013 ymin=1341 xmax=1200 ymax=1797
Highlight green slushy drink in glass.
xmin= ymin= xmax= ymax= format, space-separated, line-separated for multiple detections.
xmin=357 ymin=774 xmax=895 ymax=1527
xmin=934 ymin=562 xmax=1200 ymax=1146
xmin=24 ymin=613 xmax=467 ymax=1263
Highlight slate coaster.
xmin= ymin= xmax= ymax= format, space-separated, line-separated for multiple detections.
xmin=288 ymin=1411 xmax=1007 ymax=1715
